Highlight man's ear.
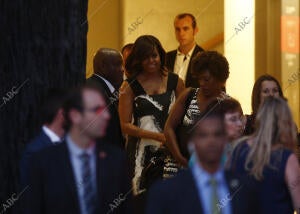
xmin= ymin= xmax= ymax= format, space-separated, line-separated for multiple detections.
xmin=56 ymin=108 xmax=65 ymax=122
xmin=69 ymin=109 xmax=82 ymax=126
xmin=194 ymin=26 xmax=199 ymax=36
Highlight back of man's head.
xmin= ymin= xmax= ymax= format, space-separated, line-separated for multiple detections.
xmin=93 ymin=48 xmax=123 ymax=89
xmin=41 ymin=88 xmax=67 ymax=125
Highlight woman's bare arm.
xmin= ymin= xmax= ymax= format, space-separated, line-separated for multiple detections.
xmin=285 ymin=153 xmax=300 ymax=210
xmin=175 ymin=77 xmax=185 ymax=98
xmin=118 ymin=81 xmax=166 ymax=143
xmin=164 ymin=88 xmax=193 ymax=166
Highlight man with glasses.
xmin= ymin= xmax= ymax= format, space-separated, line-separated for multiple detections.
xmin=26 ymin=85 xmax=132 ymax=214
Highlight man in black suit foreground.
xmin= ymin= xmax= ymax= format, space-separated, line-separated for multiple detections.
xmin=86 ymin=48 xmax=125 ymax=148
xmin=165 ymin=13 xmax=204 ymax=88
xmin=26 ymin=85 xmax=132 ymax=214
xmin=146 ymin=108 xmax=259 ymax=214
xmin=20 ymin=88 xmax=66 ymax=188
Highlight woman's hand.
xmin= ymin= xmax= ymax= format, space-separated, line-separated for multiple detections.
xmin=174 ymin=153 xmax=188 ymax=167
xmin=156 ymin=133 xmax=166 ymax=144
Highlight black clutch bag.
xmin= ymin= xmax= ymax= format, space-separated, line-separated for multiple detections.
xmin=140 ymin=146 xmax=166 ymax=190
xmin=140 ymin=146 xmax=180 ymax=190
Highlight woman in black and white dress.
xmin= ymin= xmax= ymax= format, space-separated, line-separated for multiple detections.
xmin=119 ymin=35 xmax=184 ymax=213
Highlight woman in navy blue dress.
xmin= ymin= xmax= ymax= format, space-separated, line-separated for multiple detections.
xmin=229 ymin=97 xmax=300 ymax=213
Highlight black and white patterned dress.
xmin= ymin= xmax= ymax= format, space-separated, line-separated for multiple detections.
xmin=126 ymin=72 xmax=178 ymax=195
xmin=176 ymin=88 xmax=201 ymax=159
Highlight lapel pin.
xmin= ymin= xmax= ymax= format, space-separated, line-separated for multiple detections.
xmin=230 ymin=179 xmax=239 ymax=189
xmin=99 ymin=151 xmax=107 ymax=159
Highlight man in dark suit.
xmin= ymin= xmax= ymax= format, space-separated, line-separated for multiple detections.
xmin=146 ymin=108 xmax=259 ymax=214
xmin=165 ymin=13 xmax=204 ymax=88
xmin=26 ymin=85 xmax=132 ymax=214
xmin=20 ymin=88 xmax=66 ymax=188
xmin=86 ymin=48 xmax=125 ymax=148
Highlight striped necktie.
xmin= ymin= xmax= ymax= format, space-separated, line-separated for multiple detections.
xmin=80 ymin=152 xmax=97 ymax=214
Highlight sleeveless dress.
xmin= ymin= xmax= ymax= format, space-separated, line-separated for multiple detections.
xmin=177 ymin=88 xmax=201 ymax=160
xmin=229 ymin=142 xmax=294 ymax=214
xmin=126 ymin=72 xmax=179 ymax=195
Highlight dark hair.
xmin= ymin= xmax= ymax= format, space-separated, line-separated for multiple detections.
xmin=191 ymin=51 xmax=229 ymax=83
xmin=175 ymin=13 xmax=197 ymax=29
xmin=217 ymin=97 xmax=243 ymax=115
xmin=125 ymin=35 xmax=166 ymax=77
xmin=41 ymin=88 xmax=67 ymax=124
xmin=121 ymin=43 xmax=134 ymax=54
xmin=63 ymin=85 xmax=104 ymax=131
xmin=191 ymin=102 xmax=225 ymax=136
xmin=251 ymin=74 xmax=284 ymax=115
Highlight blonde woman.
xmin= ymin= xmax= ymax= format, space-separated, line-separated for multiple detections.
xmin=229 ymin=96 xmax=300 ymax=213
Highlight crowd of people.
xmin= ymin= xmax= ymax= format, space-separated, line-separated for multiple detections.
xmin=18 ymin=13 xmax=300 ymax=214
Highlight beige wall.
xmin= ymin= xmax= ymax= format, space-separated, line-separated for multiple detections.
xmin=121 ymin=0 xmax=224 ymax=52
xmin=86 ymin=0 xmax=121 ymax=78
xmin=86 ymin=0 xmax=224 ymax=78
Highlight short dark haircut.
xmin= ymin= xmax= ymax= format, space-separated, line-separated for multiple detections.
xmin=251 ymin=74 xmax=285 ymax=115
xmin=191 ymin=51 xmax=229 ymax=83
xmin=125 ymin=35 xmax=166 ymax=78
xmin=63 ymin=85 xmax=104 ymax=131
xmin=207 ymin=97 xmax=243 ymax=115
xmin=121 ymin=43 xmax=134 ymax=54
xmin=175 ymin=13 xmax=197 ymax=29
xmin=191 ymin=102 xmax=225 ymax=136
xmin=41 ymin=88 xmax=67 ymax=124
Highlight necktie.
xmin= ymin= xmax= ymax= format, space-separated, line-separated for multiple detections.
xmin=80 ymin=152 xmax=97 ymax=214
xmin=209 ymin=178 xmax=221 ymax=214
xmin=183 ymin=55 xmax=187 ymax=62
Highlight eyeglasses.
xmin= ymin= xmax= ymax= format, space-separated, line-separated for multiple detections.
xmin=84 ymin=105 xmax=107 ymax=115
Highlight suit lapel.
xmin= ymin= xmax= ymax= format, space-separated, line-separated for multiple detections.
xmin=96 ymin=143 xmax=110 ymax=211
xmin=59 ymin=142 xmax=81 ymax=212
xmin=93 ymin=74 xmax=113 ymax=97
xmin=186 ymin=45 xmax=202 ymax=83
xmin=92 ymin=74 xmax=119 ymax=109
xmin=184 ymin=170 xmax=204 ymax=213
xmin=224 ymin=171 xmax=243 ymax=214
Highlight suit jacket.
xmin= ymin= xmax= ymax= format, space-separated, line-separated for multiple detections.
xmin=86 ymin=75 xmax=125 ymax=148
xmin=25 ymin=140 xmax=132 ymax=214
xmin=165 ymin=45 xmax=204 ymax=88
xmin=146 ymin=169 xmax=260 ymax=214
xmin=19 ymin=129 xmax=53 ymax=188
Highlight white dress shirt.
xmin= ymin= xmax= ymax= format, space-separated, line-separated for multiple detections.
xmin=191 ymin=159 xmax=232 ymax=214
xmin=94 ymin=73 xmax=115 ymax=94
xmin=42 ymin=125 xmax=61 ymax=144
xmin=66 ymin=135 xmax=97 ymax=214
xmin=173 ymin=45 xmax=196 ymax=82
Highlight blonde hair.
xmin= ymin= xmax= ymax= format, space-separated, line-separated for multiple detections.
xmin=245 ymin=97 xmax=297 ymax=180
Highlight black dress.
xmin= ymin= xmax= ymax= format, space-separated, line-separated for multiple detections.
xmin=126 ymin=72 xmax=179 ymax=196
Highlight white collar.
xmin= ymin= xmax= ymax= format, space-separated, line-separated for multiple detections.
xmin=176 ymin=44 xmax=196 ymax=58
xmin=192 ymin=157 xmax=225 ymax=186
xmin=66 ymin=134 xmax=96 ymax=157
xmin=94 ymin=74 xmax=115 ymax=93
xmin=42 ymin=125 xmax=61 ymax=143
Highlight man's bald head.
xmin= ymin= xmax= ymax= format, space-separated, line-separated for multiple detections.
xmin=93 ymin=48 xmax=124 ymax=89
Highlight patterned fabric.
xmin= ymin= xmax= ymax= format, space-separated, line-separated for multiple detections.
xmin=182 ymin=88 xmax=201 ymax=126
xmin=80 ymin=153 xmax=97 ymax=214
xmin=126 ymin=72 xmax=179 ymax=195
